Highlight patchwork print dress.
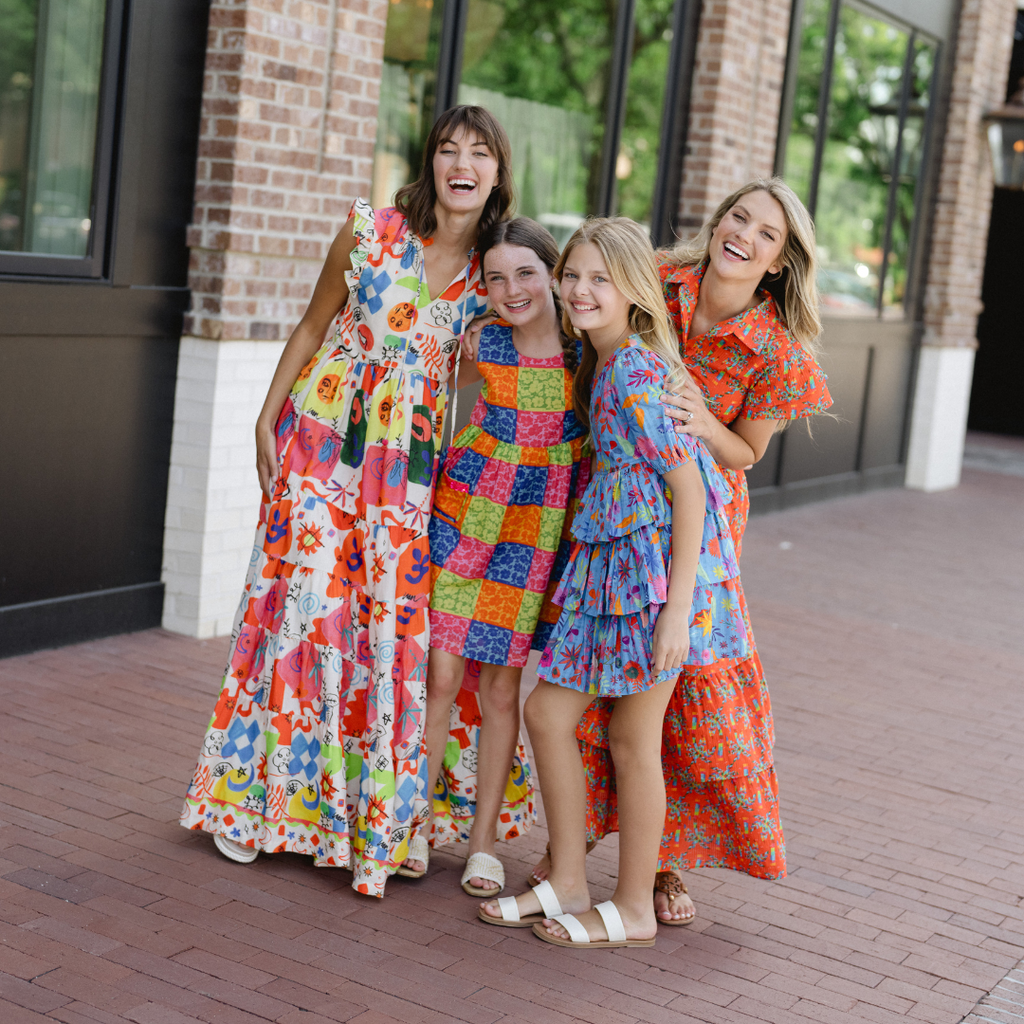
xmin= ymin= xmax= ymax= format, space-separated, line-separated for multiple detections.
xmin=180 ymin=200 xmax=531 ymax=896
xmin=429 ymin=323 xmax=589 ymax=665
xmin=537 ymin=336 xmax=746 ymax=697
xmin=577 ymin=260 xmax=833 ymax=880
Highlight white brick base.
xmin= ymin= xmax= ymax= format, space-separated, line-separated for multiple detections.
xmin=161 ymin=337 xmax=285 ymax=637
xmin=905 ymin=345 xmax=976 ymax=493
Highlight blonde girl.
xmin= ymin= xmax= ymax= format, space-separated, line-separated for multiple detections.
xmin=479 ymin=218 xmax=746 ymax=947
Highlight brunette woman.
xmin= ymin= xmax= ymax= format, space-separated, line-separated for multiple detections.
xmin=180 ymin=106 xmax=515 ymax=897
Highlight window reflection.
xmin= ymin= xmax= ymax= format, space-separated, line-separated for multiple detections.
xmin=457 ymin=0 xmax=618 ymax=246
xmin=615 ymin=0 xmax=674 ymax=229
xmin=0 ymin=0 xmax=107 ymax=257
xmin=780 ymin=1 xmax=937 ymax=318
xmin=371 ymin=0 xmax=446 ymax=212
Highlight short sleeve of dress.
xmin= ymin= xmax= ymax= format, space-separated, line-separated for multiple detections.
xmin=612 ymin=343 xmax=691 ymax=476
xmin=741 ymin=330 xmax=833 ymax=421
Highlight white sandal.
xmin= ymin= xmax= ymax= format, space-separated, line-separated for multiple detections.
xmin=214 ymin=833 xmax=259 ymax=864
xmin=532 ymin=900 xmax=656 ymax=949
xmin=461 ymin=852 xmax=505 ymax=896
xmin=395 ymin=834 xmax=429 ymax=878
xmin=477 ymin=878 xmax=562 ymax=928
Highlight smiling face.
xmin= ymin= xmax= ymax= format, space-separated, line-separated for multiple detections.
xmin=709 ymin=189 xmax=788 ymax=284
xmin=483 ymin=243 xmax=557 ymax=327
xmin=432 ymin=127 xmax=500 ymax=218
xmin=559 ymin=242 xmax=632 ymax=343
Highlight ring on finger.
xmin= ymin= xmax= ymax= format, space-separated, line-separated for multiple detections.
xmin=685 ymin=411 xmax=694 ymax=423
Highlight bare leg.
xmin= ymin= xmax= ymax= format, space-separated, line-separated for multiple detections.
xmin=466 ymin=663 xmax=522 ymax=890
xmin=480 ymin=680 xmax=594 ymax=921
xmin=538 ymin=674 xmax=677 ymax=942
xmin=403 ymin=647 xmax=464 ymax=873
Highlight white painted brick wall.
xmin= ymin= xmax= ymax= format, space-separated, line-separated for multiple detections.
xmin=162 ymin=338 xmax=285 ymax=637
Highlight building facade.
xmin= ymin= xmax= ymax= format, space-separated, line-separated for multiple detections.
xmin=0 ymin=0 xmax=1017 ymax=653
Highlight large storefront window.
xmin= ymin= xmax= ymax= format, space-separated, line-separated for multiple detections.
xmin=779 ymin=0 xmax=938 ymax=318
xmin=372 ymin=0 xmax=688 ymax=244
xmin=0 ymin=0 xmax=108 ymax=260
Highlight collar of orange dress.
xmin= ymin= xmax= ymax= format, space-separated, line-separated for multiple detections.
xmin=659 ymin=258 xmax=787 ymax=355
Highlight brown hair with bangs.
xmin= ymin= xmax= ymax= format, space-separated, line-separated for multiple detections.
xmin=394 ymin=105 xmax=516 ymax=241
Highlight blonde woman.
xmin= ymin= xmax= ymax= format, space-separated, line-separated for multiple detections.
xmin=479 ymin=219 xmax=748 ymax=947
xmin=531 ymin=178 xmax=833 ymax=925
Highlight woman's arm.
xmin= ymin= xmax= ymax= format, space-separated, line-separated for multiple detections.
xmin=255 ymin=219 xmax=357 ymax=495
xmin=661 ymin=383 xmax=778 ymax=471
xmin=651 ymin=459 xmax=705 ymax=675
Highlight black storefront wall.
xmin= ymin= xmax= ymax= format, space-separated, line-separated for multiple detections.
xmin=0 ymin=0 xmax=211 ymax=657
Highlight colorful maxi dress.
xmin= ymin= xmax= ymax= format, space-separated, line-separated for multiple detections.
xmin=577 ymin=262 xmax=832 ymax=879
xmin=180 ymin=199 xmax=530 ymax=897
xmin=538 ymin=337 xmax=748 ymax=697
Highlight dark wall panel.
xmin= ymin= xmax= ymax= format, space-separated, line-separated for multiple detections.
xmin=0 ymin=335 xmax=179 ymax=607
xmin=861 ymin=342 xmax=914 ymax=469
xmin=779 ymin=344 xmax=869 ymax=484
xmin=127 ymin=0 xmax=211 ymax=287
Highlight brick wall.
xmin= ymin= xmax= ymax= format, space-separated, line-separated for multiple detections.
xmin=163 ymin=0 xmax=388 ymax=637
xmin=677 ymin=0 xmax=792 ymax=232
xmin=186 ymin=0 xmax=388 ymax=345
xmin=921 ymin=0 xmax=1017 ymax=350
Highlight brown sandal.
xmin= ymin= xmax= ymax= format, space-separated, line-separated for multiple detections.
xmin=526 ymin=839 xmax=598 ymax=887
xmin=655 ymin=871 xmax=696 ymax=926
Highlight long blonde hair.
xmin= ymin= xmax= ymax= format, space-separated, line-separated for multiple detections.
xmin=663 ymin=177 xmax=822 ymax=354
xmin=555 ymin=217 xmax=684 ymax=431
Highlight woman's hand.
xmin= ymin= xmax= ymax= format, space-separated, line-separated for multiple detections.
xmin=661 ymin=376 xmax=716 ymax=443
xmin=256 ymin=420 xmax=278 ymax=498
xmin=652 ymin=603 xmax=691 ymax=676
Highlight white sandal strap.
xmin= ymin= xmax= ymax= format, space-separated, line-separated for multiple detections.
xmin=461 ymin=852 xmax=505 ymax=888
xmin=496 ymin=895 xmax=520 ymax=922
xmin=532 ymin=879 xmax=563 ymax=918
xmin=407 ymin=834 xmax=429 ymax=863
xmin=552 ymin=912 xmax=591 ymax=944
xmin=594 ymin=901 xmax=627 ymax=943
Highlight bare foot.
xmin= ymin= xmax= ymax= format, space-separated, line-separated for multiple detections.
xmin=538 ymin=901 xmax=656 ymax=944
xmin=402 ymin=856 xmax=426 ymax=873
xmin=527 ymin=839 xmax=597 ymax=887
xmin=655 ymin=870 xmax=696 ymax=924
xmin=470 ymin=874 xmax=499 ymax=891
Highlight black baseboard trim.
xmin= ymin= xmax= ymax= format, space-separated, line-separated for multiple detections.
xmin=749 ymin=464 xmax=906 ymax=515
xmin=0 ymin=582 xmax=164 ymax=659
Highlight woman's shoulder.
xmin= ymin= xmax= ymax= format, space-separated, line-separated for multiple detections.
xmin=478 ymin=320 xmax=515 ymax=363
xmin=610 ymin=336 xmax=671 ymax=381
xmin=346 ymin=198 xmax=410 ymax=247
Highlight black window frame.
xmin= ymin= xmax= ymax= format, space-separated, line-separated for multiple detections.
xmin=420 ymin=0 xmax=701 ymax=246
xmin=0 ymin=0 xmax=126 ymax=280
xmin=774 ymin=0 xmax=942 ymax=321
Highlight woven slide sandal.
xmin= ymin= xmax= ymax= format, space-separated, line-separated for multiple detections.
xmin=395 ymin=834 xmax=429 ymax=879
xmin=461 ymin=852 xmax=505 ymax=896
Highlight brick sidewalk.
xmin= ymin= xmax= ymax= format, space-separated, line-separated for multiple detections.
xmin=1 ymin=465 xmax=1022 ymax=1024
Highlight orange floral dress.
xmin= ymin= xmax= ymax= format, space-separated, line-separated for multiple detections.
xmin=577 ymin=260 xmax=832 ymax=879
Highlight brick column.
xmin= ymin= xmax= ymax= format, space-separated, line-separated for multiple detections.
xmin=906 ymin=0 xmax=1017 ymax=492
xmin=161 ymin=0 xmax=387 ymax=638
xmin=677 ymin=0 xmax=791 ymax=231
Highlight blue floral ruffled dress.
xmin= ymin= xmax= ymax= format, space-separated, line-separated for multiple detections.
xmin=537 ymin=337 xmax=748 ymax=697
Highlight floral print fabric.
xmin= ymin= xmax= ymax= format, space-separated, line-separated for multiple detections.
xmin=538 ymin=338 xmax=747 ymax=697
xmin=180 ymin=200 xmax=531 ymax=896
xmin=576 ymin=261 xmax=832 ymax=878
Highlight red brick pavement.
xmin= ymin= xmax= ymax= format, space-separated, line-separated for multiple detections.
xmin=0 ymin=465 xmax=1022 ymax=1024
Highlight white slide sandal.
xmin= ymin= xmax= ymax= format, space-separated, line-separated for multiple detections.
xmin=532 ymin=900 xmax=656 ymax=948
xmin=477 ymin=878 xmax=563 ymax=928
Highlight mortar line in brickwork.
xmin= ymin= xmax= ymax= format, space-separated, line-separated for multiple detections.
xmin=317 ymin=0 xmax=340 ymax=175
